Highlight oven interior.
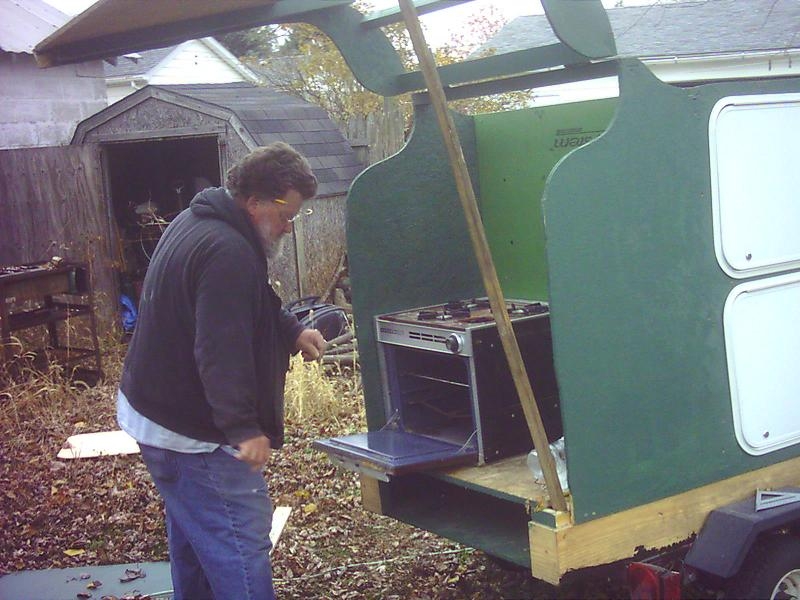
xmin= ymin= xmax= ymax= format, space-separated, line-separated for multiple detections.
xmin=385 ymin=346 xmax=476 ymax=450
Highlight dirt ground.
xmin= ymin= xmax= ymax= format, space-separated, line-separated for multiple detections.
xmin=0 ymin=358 xmax=631 ymax=599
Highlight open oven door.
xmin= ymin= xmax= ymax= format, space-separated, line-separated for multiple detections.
xmin=313 ymin=430 xmax=478 ymax=481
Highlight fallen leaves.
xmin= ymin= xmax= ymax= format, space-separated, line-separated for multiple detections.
xmin=0 ymin=362 xmax=629 ymax=599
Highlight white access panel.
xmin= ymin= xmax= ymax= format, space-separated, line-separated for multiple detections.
xmin=710 ymin=93 xmax=800 ymax=278
xmin=724 ymin=272 xmax=800 ymax=455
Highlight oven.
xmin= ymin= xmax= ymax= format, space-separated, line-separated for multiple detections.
xmin=314 ymin=298 xmax=562 ymax=479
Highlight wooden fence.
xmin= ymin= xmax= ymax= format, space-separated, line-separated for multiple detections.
xmin=0 ymin=144 xmax=117 ymax=329
xmin=343 ymin=97 xmax=407 ymax=166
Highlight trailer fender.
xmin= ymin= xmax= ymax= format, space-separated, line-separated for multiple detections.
xmin=684 ymin=488 xmax=800 ymax=580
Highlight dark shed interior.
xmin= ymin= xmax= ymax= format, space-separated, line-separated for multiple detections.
xmin=106 ymin=136 xmax=221 ymax=293
xmin=72 ymin=82 xmax=363 ymax=307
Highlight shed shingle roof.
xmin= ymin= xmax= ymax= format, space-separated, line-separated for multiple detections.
xmin=156 ymin=82 xmax=362 ymax=198
xmin=483 ymin=0 xmax=800 ymax=59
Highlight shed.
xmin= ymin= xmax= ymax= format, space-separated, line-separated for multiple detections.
xmin=71 ymin=81 xmax=363 ymax=306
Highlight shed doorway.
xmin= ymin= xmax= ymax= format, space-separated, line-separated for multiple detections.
xmin=104 ymin=135 xmax=222 ymax=302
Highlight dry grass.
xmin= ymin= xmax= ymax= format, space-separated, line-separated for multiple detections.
xmin=284 ymin=353 xmax=364 ymax=429
xmin=1 ymin=326 xmax=363 ymax=453
xmin=0 ymin=333 xmax=123 ymax=456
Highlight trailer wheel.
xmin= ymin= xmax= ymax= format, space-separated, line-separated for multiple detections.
xmin=726 ymin=535 xmax=800 ymax=600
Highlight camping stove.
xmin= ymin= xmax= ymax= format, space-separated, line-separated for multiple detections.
xmin=376 ymin=297 xmax=549 ymax=357
xmin=374 ymin=298 xmax=562 ymax=466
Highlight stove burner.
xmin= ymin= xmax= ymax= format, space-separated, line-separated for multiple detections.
xmin=508 ymin=302 xmax=548 ymax=316
xmin=418 ymin=309 xmax=457 ymax=321
xmin=463 ymin=315 xmax=494 ymax=323
xmin=444 ymin=300 xmax=467 ymax=311
xmin=446 ymin=307 xmax=471 ymax=319
xmin=417 ymin=310 xmax=439 ymax=320
xmin=466 ymin=298 xmax=491 ymax=309
xmin=526 ymin=303 xmax=549 ymax=315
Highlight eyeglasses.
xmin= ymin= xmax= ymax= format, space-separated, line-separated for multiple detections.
xmin=273 ymin=198 xmax=313 ymax=223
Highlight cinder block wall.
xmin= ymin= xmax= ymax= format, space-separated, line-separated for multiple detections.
xmin=0 ymin=53 xmax=107 ymax=149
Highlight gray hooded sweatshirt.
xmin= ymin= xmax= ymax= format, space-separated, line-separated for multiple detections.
xmin=120 ymin=188 xmax=304 ymax=449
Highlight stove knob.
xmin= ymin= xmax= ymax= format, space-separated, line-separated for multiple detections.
xmin=445 ymin=333 xmax=464 ymax=354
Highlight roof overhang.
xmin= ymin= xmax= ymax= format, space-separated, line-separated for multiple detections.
xmin=34 ymin=0 xmax=353 ymax=67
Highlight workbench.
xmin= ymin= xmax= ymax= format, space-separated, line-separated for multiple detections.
xmin=0 ymin=261 xmax=102 ymax=382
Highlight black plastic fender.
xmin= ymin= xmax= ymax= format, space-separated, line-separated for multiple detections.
xmin=684 ymin=487 xmax=800 ymax=580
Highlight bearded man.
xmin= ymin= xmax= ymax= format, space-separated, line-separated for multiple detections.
xmin=117 ymin=142 xmax=326 ymax=600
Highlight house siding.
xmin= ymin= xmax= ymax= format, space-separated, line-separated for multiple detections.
xmin=106 ymin=40 xmax=250 ymax=105
xmin=0 ymin=52 xmax=107 ymax=149
xmin=148 ymin=41 xmax=243 ymax=85
xmin=107 ymin=80 xmax=144 ymax=105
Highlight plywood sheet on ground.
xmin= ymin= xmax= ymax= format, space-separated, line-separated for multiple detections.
xmin=1 ymin=507 xmax=292 ymax=599
xmin=57 ymin=430 xmax=140 ymax=459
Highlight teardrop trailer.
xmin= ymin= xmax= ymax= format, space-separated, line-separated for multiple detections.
xmin=307 ymin=2 xmax=800 ymax=598
xmin=32 ymin=0 xmax=800 ymax=597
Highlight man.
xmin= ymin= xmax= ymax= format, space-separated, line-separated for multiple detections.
xmin=117 ymin=142 xmax=327 ymax=600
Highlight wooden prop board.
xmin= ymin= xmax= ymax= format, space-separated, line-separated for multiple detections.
xmin=397 ymin=0 xmax=567 ymax=512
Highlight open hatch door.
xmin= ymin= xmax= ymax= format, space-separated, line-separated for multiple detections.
xmin=313 ymin=430 xmax=478 ymax=482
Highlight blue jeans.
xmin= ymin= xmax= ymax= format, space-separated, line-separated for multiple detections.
xmin=139 ymin=444 xmax=276 ymax=600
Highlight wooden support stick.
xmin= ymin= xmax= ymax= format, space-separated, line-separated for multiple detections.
xmin=324 ymin=330 xmax=355 ymax=350
xmin=397 ymin=0 xmax=567 ymax=512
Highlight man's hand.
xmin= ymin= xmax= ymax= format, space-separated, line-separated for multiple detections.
xmin=295 ymin=328 xmax=326 ymax=361
xmin=236 ymin=435 xmax=272 ymax=470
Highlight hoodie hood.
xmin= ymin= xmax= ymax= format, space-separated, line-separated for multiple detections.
xmin=190 ymin=187 xmax=267 ymax=264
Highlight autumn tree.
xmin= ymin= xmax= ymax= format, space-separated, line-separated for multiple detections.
xmin=219 ymin=2 xmax=525 ymax=160
xmin=221 ymin=2 xmax=408 ymax=126
xmin=432 ymin=5 xmax=533 ymax=115
xmin=219 ymin=26 xmax=283 ymax=59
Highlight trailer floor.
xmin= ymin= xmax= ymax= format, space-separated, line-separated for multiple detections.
xmin=439 ymin=453 xmax=551 ymax=505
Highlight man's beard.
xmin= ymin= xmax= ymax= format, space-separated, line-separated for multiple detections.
xmin=259 ymin=225 xmax=285 ymax=260
xmin=265 ymin=235 xmax=285 ymax=260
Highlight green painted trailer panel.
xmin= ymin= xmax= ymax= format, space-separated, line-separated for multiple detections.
xmin=347 ymin=104 xmax=484 ymax=430
xmin=348 ymin=54 xmax=800 ymax=535
xmin=474 ymin=99 xmax=616 ymax=301
xmin=544 ymin=60 xmax=800 ymax=523
xmin=541 ymin=0 xmax=617 ymax=59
